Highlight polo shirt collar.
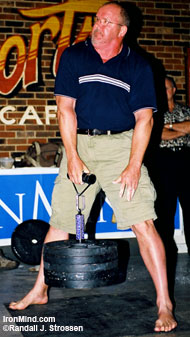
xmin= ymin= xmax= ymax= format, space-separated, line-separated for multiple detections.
xmin=85 ymin=37 xmax=130 ymax=60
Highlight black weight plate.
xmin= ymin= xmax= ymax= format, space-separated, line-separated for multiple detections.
xmin=11 ymin=219 xmax=49 ymax=265
xmin=45 ymin=268 xmax=119 ymax=282
xmin=43 ymin=250 xmax=118 ymax=265
xmin=44 ymin=239 xmax=118 ymax=257
xmin=63 ymin=278 xmax=117 ymax=288
xmin=44 ymin=259 xmax=118 ymax=273
xmin=45 ymin=273 xmax=119 ymax=288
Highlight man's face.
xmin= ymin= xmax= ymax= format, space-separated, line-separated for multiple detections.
xmin=165 ymin=79 xmax=176 ymax=101
xmin=91 ymin=4 xmax=125 ymax=48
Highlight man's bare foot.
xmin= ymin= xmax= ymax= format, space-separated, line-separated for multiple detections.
xmin=154 ymin=308 xmax=177 ymax=332
xmin=9 ymin=289 xmax=48 ymax=310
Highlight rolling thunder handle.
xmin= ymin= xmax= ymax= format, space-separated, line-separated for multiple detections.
xmin=67 ymin=172 xmax=96 ymax=242
xmin=67 ymin=172 xmax=96 ymax=186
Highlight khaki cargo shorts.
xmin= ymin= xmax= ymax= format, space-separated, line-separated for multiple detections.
xmin=50 ymin=130 xmax=157 ymax=234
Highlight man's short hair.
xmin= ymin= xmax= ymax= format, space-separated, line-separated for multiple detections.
xmin=101 ymin=1 xmax=130 ymax=27
xmin=166 ymin=76 xmax=177 ymax=89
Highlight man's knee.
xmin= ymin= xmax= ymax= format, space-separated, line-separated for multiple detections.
xmin=46 ymin=225 xmax=69 ymax=241
xmin=132 ymin=219 xmax=156 ymax=237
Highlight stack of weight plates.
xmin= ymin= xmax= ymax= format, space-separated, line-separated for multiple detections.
xmin=43 ymin=240 xmax=119 ymax=289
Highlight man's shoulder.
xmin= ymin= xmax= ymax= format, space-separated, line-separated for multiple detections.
xmin=175 ymin=102 xmax=190 ymax=113
xmin=58 ymin=39 xmax=90 ymax=67
xmin=65 ymin=39 xmax=90 ymax=55
xmin=126 ymin=46 xmax=152 ymax=68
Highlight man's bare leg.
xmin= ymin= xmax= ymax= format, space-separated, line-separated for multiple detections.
xmin=9 ymin=226 xmax=69 ymax=310
xmin=132 ymin=220 xmax=177 ymax=332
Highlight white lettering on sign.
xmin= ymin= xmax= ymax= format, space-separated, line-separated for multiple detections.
xmin=33 ymin=180 xmax=52 ymax=219
xmin=0 ymin=106 xmax=16 ymax=125
xmin=45 ymin=106 xmax=57 ymax=125
xmin=0 ymin=105 xmax=57 ymax=125
xmin=0 ymin=193 xmax=25 ymax=224
xmin=19 ymin=106 xmax=43 ymax=125
xmin=0 ymin=181 xmax=52 ymax=225
xmin=97 ymin=197 xmax=112 ymax=223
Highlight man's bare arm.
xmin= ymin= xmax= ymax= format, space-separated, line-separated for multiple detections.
xmin=56 ymin=95 xmax=89 ymax=184
xmin=113 ymin=108 xmax=153 ymax=200
xmin=163 ymin=120 xmax=190 ymax=139
xmin=162 ymin=127 xmax=185 ymax=140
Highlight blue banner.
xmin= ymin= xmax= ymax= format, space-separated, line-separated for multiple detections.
xmin=0 ymin=168 xmax=181 ymax=243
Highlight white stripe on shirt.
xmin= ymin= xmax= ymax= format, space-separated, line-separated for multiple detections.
xmin=79 ymin=74 xmax=130 ymax=92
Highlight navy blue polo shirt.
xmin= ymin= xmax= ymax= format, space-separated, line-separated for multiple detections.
xmin=55 ymin=38 xmax=157 ymax=131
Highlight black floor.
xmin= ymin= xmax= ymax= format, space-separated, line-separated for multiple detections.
xmin=0 ymin=240 xmax=190 ymax=337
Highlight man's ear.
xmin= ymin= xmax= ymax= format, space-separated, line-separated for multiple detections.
xmin=119 ymin=25 xmax=127 ymax=38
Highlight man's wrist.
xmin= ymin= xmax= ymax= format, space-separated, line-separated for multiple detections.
xmin=169 ymin=123 xmax=173 ymax=130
